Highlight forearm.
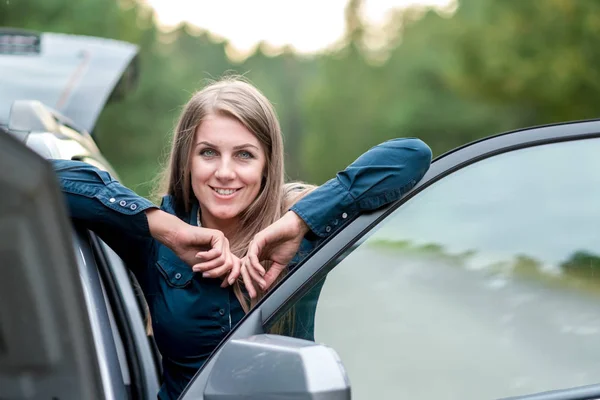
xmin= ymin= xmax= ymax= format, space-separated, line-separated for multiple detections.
xmin=283 ymin=210 xmax=311 ymax=238
xmin=53 ymin=159 xmax=157 ymax=236
xmin=145 ymin=208 xmax=189 ymax=249
xmin=52 ymin=159 xmax=158 ymax=271
xmin=291 ymin=138 xmax=432 ymax=238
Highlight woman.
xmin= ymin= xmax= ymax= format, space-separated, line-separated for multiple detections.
xmin=53 ymin=77 xmax=432 ymax=399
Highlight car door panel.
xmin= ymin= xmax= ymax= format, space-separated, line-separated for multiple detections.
xmin=0 ymin=129 xmax=105 ymax=399
xmin=93 ymin=235 xmax=162 ymax=399
xmin=182 ymin=120 xmax=600 ymax=400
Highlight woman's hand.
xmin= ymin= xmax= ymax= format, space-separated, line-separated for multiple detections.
xmin=219 ymin=255 xmax=242 ymax=288
xmin=241 ymin=211 xmax=309 ymax=298
xmin=146 ymin=209 xmax=236 ymax=277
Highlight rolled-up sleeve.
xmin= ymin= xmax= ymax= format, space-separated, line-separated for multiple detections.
xmin=51 ymin=159 xmax=158 ymax=273
xmin=290 ymin=138 xmax=432 ymax=238
xmin=52 ymin=160 xmax=156 ymax=231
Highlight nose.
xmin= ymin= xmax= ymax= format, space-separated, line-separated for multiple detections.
xmin=214 ymin=158 xmax=236 ymax=181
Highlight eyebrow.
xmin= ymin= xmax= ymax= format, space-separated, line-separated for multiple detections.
xmin=196 ymin=141 xmax=260 ymax=151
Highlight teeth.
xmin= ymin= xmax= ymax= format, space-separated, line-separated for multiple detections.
xmin=214 ymin=188 xmax=237 ymax=195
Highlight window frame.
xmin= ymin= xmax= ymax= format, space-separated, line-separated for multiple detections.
xmin=89 ymin=232 xmax=162 ymax=399
xmin=262 ymin=121 xmax=600 ymax=328
xmin=72 ymin=226 xmax=129 ymax=399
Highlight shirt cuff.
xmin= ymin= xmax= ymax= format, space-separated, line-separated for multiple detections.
xmin=95 ymin=181 xmax=157 ymax=215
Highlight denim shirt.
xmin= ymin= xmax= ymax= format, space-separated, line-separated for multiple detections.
xmin=51 ymin=137 xmax=431 ymax=400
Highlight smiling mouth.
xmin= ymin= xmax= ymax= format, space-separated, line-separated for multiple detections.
xmin=210 ymin=186 xmax=241 ymax=196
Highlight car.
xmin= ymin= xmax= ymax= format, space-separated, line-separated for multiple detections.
xmin=3 ymin=29 xmax=600 ymax=400
xmin=0 ymin=28 xmax=163 ymax=399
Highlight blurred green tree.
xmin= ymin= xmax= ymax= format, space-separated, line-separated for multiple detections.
xmin=3 ymin=0 xmax=600 ymax=192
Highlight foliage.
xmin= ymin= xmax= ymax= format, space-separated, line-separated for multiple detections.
xmin=3 ymin=0 xmax=600 ymax=192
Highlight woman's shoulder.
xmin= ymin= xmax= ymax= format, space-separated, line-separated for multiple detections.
xmin=159 ymin=194 xmax=196 ymax=223
xmin=159 ymin=195 xmax=177 ymax=213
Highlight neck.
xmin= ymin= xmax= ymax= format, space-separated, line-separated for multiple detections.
xmin=200 ymin=213 xmax=240 ymax=241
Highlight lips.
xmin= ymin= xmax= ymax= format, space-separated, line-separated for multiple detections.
xmin=210 ymin=186 xmax=241 ymax=196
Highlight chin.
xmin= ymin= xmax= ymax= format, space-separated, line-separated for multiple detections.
xmin=209 ymin=208 xmax=242 ymax=221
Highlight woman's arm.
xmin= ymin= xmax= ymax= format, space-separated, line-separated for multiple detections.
xmin=52 ymin=160 xmax=231 ymax=275
xmin=290 ymin=137 xmax=432 ymax=238
xmin=244 ymin=138 xmax=432 ymax=293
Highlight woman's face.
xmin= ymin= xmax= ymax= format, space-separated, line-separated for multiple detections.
xmin=190 ymin=114 xmax=266 ymax=229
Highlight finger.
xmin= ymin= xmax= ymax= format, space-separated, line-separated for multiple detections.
xmin=247 ymin=239 xmax=266 ymax=276
xmin=240 ymin=263 xmax=256 ymax=299
xmin=219 ymin=237 xmax=229 ymax=260
xmin=196 ymin=247 xmax=221 ymax=261
xmin=246 ymin=236 xmax=260 ymax=258
xmin=192 ymin=253 xmax=227 ymax=272
xmin=247 ymin=237 xmax=267 ymax=276
xmin=221 ymin=257 xmax=241 ymax=288
xmin=249 ymin=253 xmax=266 ymax=276
xmin=196 ymin=231 xmax=226 ymax=260
xmin=202 ymin=262 xmax=232 ymax=278
xmin=212 ymin=231 xmax=227 ymax=251
xmin=228 ymin=257 xmax=241 ymax=285
xmin=220 ymin=276 xmax=230 ymax=288
xmin=224 ymin=247 xmax=232 ymax=273
xmin=247 ymin=261 xmax=266 ymax=289
xmin=262 ymin=263 xmax=285 ymax=290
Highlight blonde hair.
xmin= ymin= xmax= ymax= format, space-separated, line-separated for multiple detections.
xmin=156 ymin=76 xmax=314 ymax=311
xmin=282 ymin=182 xmax=317 ymax=211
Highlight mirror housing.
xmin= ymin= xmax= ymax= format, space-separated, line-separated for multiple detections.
xmin=204 ymin=334 xmax=350 ymax=400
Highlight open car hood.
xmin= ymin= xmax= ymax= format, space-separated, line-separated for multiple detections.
xmin=0 ymin=29 xmax=139 ymax=132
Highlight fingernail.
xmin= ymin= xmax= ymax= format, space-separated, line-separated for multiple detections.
xmin=228 ymin=278 xmax=235 ymax=285
xmin=202 ymin=272 xmax=209 ymax=278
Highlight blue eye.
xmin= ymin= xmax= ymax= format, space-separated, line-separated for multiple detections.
xmin=200 ymin=149 xmax=217 ymax=157
xmin=237 ymin=151 xmax=254 ymax=159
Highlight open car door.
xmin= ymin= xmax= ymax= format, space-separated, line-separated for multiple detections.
xmin=182 ymin=120 xmax=600 ymax=400
xmin=0 ymin=129 xmax=105 ymax=399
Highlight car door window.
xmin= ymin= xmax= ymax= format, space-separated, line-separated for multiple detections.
xmin=266 ymin=137 xmax=600 ymax=400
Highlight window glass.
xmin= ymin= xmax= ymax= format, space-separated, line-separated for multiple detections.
xmin=267 ymin=138 xmax=600 ymax=399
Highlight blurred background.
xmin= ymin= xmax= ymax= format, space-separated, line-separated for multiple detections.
xmin=2 ymin=0 xmax=598 ymax=198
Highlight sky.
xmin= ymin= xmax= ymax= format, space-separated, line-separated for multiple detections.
xmin=145 ymin=0 xmax=453 ymax=55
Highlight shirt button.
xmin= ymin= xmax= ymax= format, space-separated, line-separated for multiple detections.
xmin=119 ymin=200 xmax=127 ymax=207
xmin=109 ymin=198 xmax=116 ymax=203
xmin=219 ymin=309 xmax=225 ymax=316
xmin=130 ymin=204 xmax=137 ymax=210
xmin=333 ymin=219 xmax=338 ymax=226
xmin=175 ymin=273 xmax=182 ymax=280
xmin=221 ymin=327 xmax=226 ymax=333
xmin=342 ymin=213 xmax=348 ymax=219
xmin=325 ymin=226 xmax=331 ymax=233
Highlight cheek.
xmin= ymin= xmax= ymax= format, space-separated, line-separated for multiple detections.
xmin=189 ymin=163 xmax=212 ymax=197
xmin=241 ymin=163 xmax=265 ymax=189
xmin=237 ymin=165 xmax=265 ymax=204
xmin=190 ymin=159 xmax=211 ymax=181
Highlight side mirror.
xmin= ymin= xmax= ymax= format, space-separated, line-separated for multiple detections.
xmin=204 ymin=334 xmax=351 ymax=400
